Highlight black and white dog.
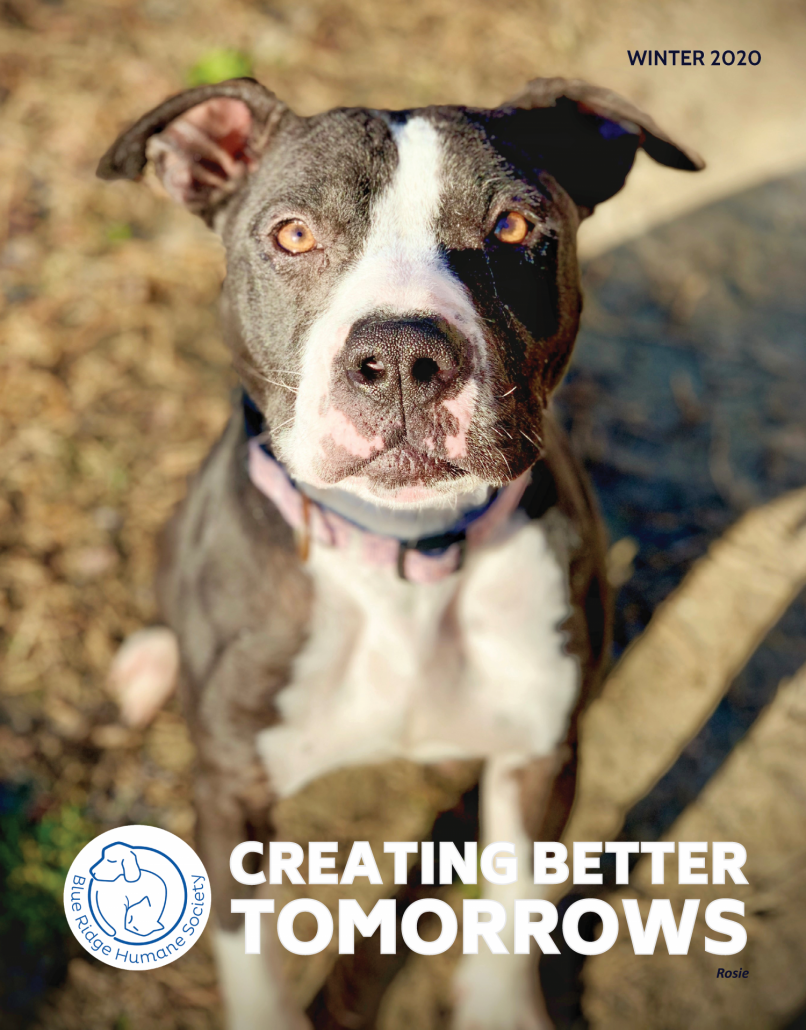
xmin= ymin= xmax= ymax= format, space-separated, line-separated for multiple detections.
xmin=100 ymin=77 xmax=702 ymax=1029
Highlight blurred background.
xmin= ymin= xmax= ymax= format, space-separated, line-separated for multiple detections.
xmin=1 ymin=0 xmax=805 ymax=1027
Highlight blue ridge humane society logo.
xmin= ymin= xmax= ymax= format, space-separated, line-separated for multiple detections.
xmin=64 ymin=825 xmax=211 ymax=969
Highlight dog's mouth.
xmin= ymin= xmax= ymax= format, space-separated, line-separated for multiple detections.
xmin=276 ymin=389 xmax=537 ymax=501
xmin=302 ymin=422 xmax=529 ymax=502
xmin=313 ymin=441 xmax=467 ymax=489
xmin=360 ymin=445 xmax=467 ymax=490
xmin=325 ymin=444 xmax=484 ymax=509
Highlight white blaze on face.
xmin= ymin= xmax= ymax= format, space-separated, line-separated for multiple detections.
xmin=283 ymin=115 xmax=487 ymax=493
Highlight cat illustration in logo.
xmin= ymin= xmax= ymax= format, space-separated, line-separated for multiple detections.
xmin=90 ymin=842 xmax=168 ymax=938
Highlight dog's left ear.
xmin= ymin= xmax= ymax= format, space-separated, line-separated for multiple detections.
xmin=121 ymin=849 xmax=140 ymax=882
xmin=97 ymin=78 xmax=287 ymax=224
xmin=491 ymin=77 xmax=704 ymax=215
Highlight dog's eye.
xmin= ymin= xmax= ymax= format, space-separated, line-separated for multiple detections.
xmin=275 ymin=220 xmax=317 ymax=254
xmin=493 ymin=211 xmax=531 ymax=245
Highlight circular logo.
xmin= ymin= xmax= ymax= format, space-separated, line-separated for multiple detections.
xmin=64 ymin=825 xmax=211 ymax=969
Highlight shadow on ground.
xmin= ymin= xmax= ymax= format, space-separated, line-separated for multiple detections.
xmin=542 ymin=167 xmax=806 ymax=1030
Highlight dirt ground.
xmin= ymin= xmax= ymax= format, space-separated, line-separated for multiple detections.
xmin=1 ymin=0 xmax=806 ymax=1028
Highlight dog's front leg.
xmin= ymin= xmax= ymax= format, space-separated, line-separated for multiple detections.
xmin=189 ymin=642 xmax=311 ymax=1030
xmin=195 ymin=760 xmax=311 ymax=1030
xmin=451 ymin=753 xmax=561 ymax=1030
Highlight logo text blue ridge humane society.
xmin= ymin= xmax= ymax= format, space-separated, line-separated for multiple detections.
xmin=64 ymin=825 xmax=211 ymax=970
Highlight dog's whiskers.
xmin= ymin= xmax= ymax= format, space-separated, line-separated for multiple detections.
xmin=253 ymin=369 xmax=299 ymax=394
xmin=497 ymin=448 xmax=512 ymax=477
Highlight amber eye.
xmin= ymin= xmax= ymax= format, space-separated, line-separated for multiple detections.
xmin=275 ymin=220 xmax=317 ymax=254
xmin=494 ymin=211 xmax=531 ymax=244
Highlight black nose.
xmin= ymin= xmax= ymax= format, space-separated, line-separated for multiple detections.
xmin=340 ymin=315 xmax=464 ymax=408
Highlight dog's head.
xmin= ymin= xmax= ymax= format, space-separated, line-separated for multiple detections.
xmin=90 ymin=842 xmax=141 ymax=883
xmin=100 ymin=77 xmax=701 ymax=509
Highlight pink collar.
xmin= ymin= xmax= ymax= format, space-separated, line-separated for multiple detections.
xmin=247 ymin=439 xmax=531 ymax=585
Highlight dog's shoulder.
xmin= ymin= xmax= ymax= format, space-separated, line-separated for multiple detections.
xmin=155 ymin=409 xmax=313 ymax=693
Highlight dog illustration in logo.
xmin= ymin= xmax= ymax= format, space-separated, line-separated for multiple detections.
xmin=90 ymin=842 xmax=168 ymax=938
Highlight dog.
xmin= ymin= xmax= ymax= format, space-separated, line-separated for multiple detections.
xmin=98 ymin=76 xmax=702 ymax=1029
xmin=90 ymin=842 xmax=168 ymax=938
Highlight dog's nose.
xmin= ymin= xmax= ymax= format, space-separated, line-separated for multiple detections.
xmin=340 ymin=316 xmax=464 ymax=408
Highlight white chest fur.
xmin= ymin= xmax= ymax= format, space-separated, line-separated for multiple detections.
xmin=257 ymin=514 xmax=579 ymax=798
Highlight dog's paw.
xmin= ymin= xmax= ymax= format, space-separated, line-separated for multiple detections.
xmin=451 ymin=956 xmax=553 ymax=1030
xmin=451 ymin=998 xmax=552 ymax=1030
xmin=451 ymin=1002 xmax=552 ymax=1030
xmin=107 ymin=627 xmax=179 ymax=728
xmin=228 ymin=1012 xmax=311 ymax=1030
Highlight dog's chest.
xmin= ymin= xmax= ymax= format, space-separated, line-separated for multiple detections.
xmin=257 ymin=514 xmax=579 ymax=797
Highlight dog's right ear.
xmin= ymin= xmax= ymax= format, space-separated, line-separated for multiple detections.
xmin=97 ymin=78 xmax=287 ymax=224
